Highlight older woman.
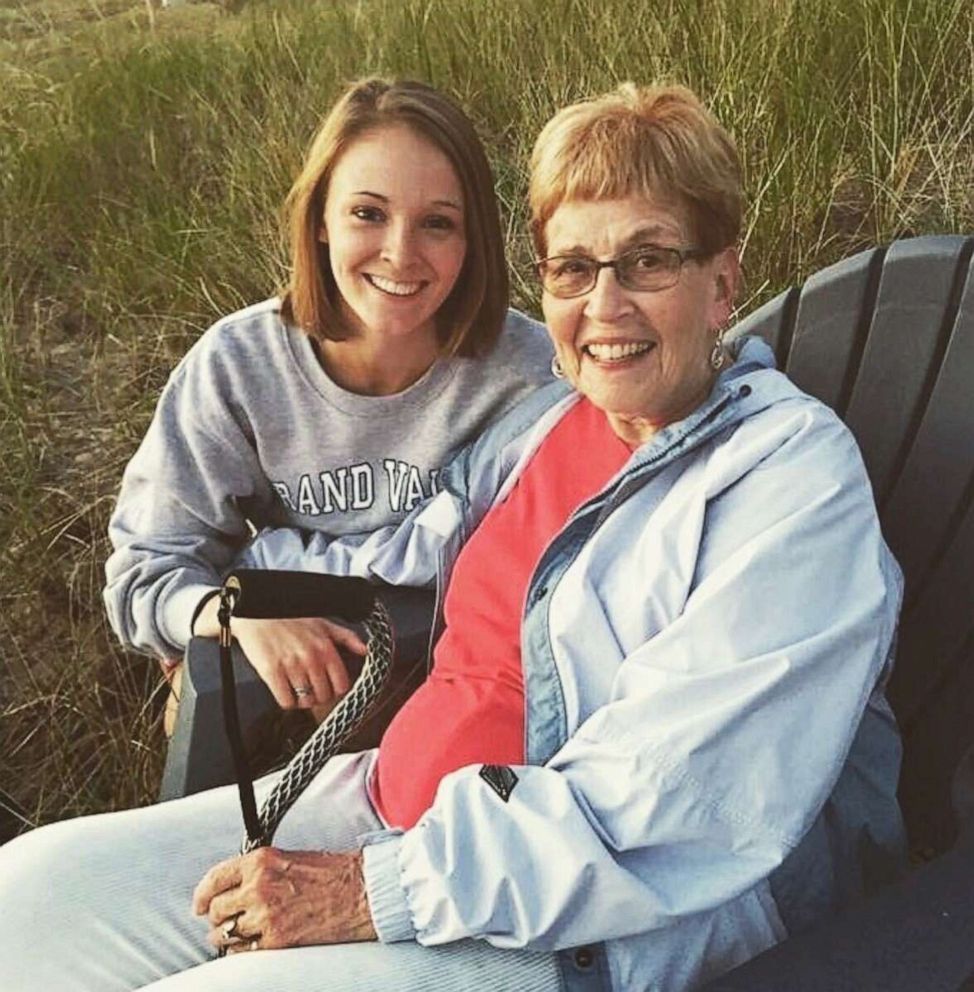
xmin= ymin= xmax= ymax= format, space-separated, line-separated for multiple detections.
xmin=0 ymin=84 xmax=904 ymax=992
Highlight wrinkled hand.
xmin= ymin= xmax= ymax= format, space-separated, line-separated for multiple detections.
xmin=193 ymin=847 xmax=376 ymax=953
xmin=194 ymin=597 xmax=366 ymax=711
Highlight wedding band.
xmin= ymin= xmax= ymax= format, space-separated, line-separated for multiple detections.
xmin=221 ymin=913 xmax=243 ymax=941
xmin=292 ymin=685 xmax=314 ymax=697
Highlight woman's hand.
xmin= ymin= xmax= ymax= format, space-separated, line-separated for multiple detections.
xmin=193 ymin=847 xmax=376 ymax=953
xmin=232 ymin=616 xmax=367 ymax=713
xmin=194 ymin=598 xmax=366 ymax=712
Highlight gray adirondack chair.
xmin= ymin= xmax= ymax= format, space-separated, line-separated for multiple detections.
xmin=704 ymin=233 xmax=974 ymax=990
xmin=163 ymin=234 xmax=974 ymax=990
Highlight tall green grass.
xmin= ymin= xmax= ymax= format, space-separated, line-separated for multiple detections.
xmin=1 ymin=0 xmax=972 ymax=836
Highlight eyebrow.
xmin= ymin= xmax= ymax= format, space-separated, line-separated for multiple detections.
xmin=551 ymin=223 xmax=680 ymax=256
xmin=353 ymin=190 xmax=463 ymax=212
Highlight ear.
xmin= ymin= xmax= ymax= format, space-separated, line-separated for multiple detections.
xmin=709 ymin=246 xmax=740 ymax=329
xmin=317 ymin=224 xmax=328 ymax=245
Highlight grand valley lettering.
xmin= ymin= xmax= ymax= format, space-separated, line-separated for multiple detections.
xmin=271 ymin=459 xmax=442 ymax=517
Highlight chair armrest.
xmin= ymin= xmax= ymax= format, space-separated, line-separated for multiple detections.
xmin=158 ymin=584 xmax=435 ymax=802
xmin=701 ymin=827 xmax=974 ymax=991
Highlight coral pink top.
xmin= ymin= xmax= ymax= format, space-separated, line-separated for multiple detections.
xmin=372 ymin=398 xmax=632 ymax=828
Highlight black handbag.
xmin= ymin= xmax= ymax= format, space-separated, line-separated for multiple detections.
xmin=195 ymin=570 xmax=394 ymax=851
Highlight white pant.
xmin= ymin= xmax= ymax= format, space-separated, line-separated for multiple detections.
xmin=0 ymin=751 xmax=561 ymax=992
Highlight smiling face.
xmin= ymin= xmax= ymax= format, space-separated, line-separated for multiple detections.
xmin=541 ymin=196 xmax=739 ymax=446
xmin=320 ymin=124 xmax=467 ymax=355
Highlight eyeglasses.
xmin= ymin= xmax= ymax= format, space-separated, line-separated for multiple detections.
xmin=534 ymin=243 xmax=711 ymax=299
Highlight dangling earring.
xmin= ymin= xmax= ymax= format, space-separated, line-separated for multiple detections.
xmin=709 ymin=328 xmax=726 ymax=371
xmin=551 ymin=355 xmax=565 ymax=379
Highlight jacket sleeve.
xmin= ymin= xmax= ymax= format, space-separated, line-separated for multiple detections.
xmin=360 ymin=406 xmax=903 ymax=951
xmin=103 ymin=346 xmax=270 ymax=659
xmin=238 ymin=484 xmax=464 ymax=590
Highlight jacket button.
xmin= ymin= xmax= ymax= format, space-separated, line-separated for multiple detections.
xmin=533 ymin=585 xmax=548 ymax=603
xmin=574 ymin=946 xmax=594 ymax=969
xmin=738 ymin=384 xmax=752 ymax=398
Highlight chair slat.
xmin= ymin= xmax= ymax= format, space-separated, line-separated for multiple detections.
xmin=783 ymin=247 xmax=880 ymax=412
xmin=897 ymin=634 xmax=974 ymax=853
xmin=881 ymin=247 xmax=974 ymax=598
xmin=727 ymin=287 xmax=794 ymax=361
xmin=890 ymin=493 xmax=974 ymax=731
xmin=843 ymin=237 xmax=970 ymax=504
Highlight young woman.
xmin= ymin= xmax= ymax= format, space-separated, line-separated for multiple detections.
xmin=103 ymin=78 xmax=552 ymax=721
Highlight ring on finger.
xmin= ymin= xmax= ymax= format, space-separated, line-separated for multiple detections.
xmin=225 ymin=936 xmax=260 ymax=956
xmin=292 ymin=685 xmax=314 ymax=698
xmin=221 ymin=913 xmax=243 ymax=941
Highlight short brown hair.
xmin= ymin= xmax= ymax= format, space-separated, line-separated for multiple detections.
xmin=529 ymin=83 xmax=742 ymax=257
xmin=282 ymin=78 xmax=508 ymax=357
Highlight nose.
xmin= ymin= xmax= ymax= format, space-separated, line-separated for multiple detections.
xmin=583 ymin=265 xmax=633 ymax=322
xmin=380 ymin=220 xmax=417 ymax=271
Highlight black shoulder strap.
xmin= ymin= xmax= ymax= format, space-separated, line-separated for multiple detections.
xmin=218 ymin=582 xmax=261 ymax=843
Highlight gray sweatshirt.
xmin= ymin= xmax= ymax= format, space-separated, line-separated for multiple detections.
xmin=103 ymin=298 xmax=553 ymax=658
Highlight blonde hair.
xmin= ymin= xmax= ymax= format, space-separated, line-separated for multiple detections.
xmin=529 ymin=83 xmax=742 ymax=256
xmin=282 ymin=77 xmax=508 ymax=357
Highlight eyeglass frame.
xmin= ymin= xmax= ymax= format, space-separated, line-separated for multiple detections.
xmin=533 ymin=242 xmax=714 ymax=299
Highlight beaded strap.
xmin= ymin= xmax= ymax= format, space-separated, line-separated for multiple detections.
xmin=241 ymin=600 xmax=395 ymax=852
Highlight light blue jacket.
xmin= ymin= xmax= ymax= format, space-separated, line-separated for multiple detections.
xmin=244 ymin=337 xmax=905 ymax=992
